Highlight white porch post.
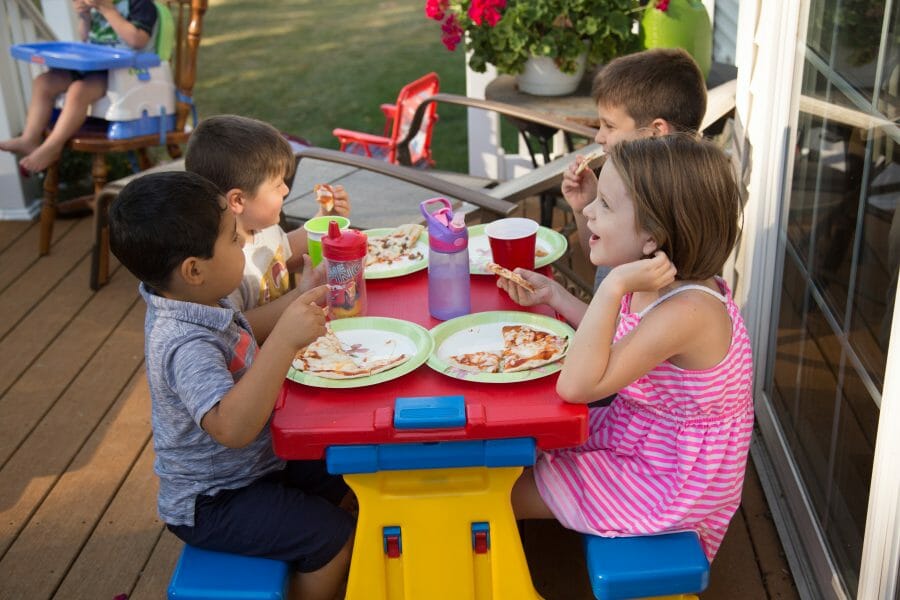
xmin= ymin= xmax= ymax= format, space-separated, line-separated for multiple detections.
xmin=0 ymin=0 xmax=75 ymax=221
xmin=464 ymin=58 xmax=501 ymax=180
xmin=858 ymin=246 xmax=900 ymax=600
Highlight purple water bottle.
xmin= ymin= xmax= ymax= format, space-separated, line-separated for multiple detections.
xmin=420 ymin=198 xmax=470 ymax=320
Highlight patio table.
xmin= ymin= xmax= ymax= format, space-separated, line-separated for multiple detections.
xmin=272 ymin=268 xmax=588 ymax=600
xmin=484 ymin=61 xmax=738 ymax=130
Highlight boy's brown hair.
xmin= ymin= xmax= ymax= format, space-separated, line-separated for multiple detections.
xmin=591 ymin=48 xmax=707 ymax=133
xmin=608 ymin=134 xmax=740 ymax=281
xmin=185 ymin=115 xmax=295 ymax=195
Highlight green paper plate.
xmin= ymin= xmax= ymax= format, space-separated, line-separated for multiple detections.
xmin=427 ymin=311 xmax=574 ymax=383
xmin=363 ymin=227 xmax=430 ymax=279
xmin=467 ymin=224 xmax=568 ymax=274
xmin=287 ymin=317 xmax=434 ymax=388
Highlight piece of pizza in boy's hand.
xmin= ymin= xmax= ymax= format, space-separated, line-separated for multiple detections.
xmin=314 ymin=183 xmax=335 ymax=213
xmin=329 ymin=184 xmax=351 ymax=217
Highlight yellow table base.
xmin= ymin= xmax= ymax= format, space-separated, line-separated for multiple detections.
xmin=343 ymin=465 xmax=541 ymax=600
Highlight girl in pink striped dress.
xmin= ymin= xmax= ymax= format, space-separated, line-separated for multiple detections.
xmin=497 ymin=134 xmax=753 ymax=561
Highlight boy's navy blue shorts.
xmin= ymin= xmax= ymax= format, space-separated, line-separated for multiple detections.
xmin=167 ymin=460 xmax=354 ymax=572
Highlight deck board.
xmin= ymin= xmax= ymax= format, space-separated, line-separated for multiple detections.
xmin=0 ymin=259 xmax=137 ymax=465
xmin=0 ymin=212 xmax=797 ymax=599
xmin=0 ymin=218 xmax=87 ymax=330
xmin=0 ymin=297 xmax=145 ymax=559
xmin=0 ymin=219 xmax=77 ymax=292
xmin=55 ymin=433 xmax=161 ymax=600
xmin=0 ymin=356 xmax=148 ymax=599
xmin=0 ymin=219 xmax=33 ymax=257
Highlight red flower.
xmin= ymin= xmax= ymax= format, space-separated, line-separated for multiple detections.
xmin=655 ymin=0 xmax=670 ymax=10
xmin=468 ymin=0 xmax=506 ymax=26
xmin=425 ymin=0 xmax=449 ymax=21
xmin=440 ymin=14 xmax=463 ymax=50
xmin=426 ymin=0 xmax=505 ymax=52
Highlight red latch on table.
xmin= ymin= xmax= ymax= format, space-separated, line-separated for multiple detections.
xmin=383 ymin=526 xmax=402 ymax=558
xmin=472 ymin=522 xmax=490 ymax=554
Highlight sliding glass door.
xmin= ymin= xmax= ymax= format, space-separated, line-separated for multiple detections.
xmin=764 ymin=0 xmax=898 ymax=593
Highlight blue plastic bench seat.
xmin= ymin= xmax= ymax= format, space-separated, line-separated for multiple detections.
xmin=582 ymin=531 xmax=709 ymax=600
xmin=168 ymin=544 xmax=289 ymax=600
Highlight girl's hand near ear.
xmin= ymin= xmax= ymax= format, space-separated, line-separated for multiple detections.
xmin=607 ymin=252 xmax=677 ymax=296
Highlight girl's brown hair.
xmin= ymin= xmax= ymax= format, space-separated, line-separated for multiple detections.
xmin=607 ymin=135 xmax=741 ymax=280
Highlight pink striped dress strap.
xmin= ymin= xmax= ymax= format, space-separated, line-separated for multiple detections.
xmin=636 ymin=284 xmax=727 ymax=319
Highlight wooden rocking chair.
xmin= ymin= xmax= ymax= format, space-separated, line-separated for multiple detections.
xmin=37 ymin=0 xmax=208 ymax=290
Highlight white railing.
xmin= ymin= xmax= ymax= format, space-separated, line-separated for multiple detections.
xmin=0 ymin=0 xmax=75 ymax=219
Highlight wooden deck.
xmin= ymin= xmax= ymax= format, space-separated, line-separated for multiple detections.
xmin=0 ymin=213 xmax=798 ymax=600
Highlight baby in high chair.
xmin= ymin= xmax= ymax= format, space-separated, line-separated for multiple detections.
xmin=1 ymin=0 xmax=157 ymax=174
xmin=500 ymin=134 xmax=753 ymax=562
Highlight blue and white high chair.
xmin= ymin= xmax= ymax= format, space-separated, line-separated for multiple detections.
xmin=16 ymin=0 xmax=208 ymax=290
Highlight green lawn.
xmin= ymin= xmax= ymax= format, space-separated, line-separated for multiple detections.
xmin=194 ymin=0 xmax=472 ymax=172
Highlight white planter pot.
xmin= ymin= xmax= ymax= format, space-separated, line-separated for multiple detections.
xmin=517 ymin=53 xmax=587 ymax=96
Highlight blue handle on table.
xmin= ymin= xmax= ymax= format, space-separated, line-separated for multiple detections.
xmin=393 ymin=395 xmax=466 ymax=429
xmin=325 ymin=438 xmax=536 ymax=474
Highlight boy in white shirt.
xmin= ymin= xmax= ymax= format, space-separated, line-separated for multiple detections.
xmin=186 ymin=114 xmax=351 ymax=342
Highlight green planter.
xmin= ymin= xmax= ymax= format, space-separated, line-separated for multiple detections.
xmin=639 ymin=0 xmax=712 ymax=78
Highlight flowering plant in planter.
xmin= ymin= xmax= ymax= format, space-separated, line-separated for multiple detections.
xmin=425 ymin=0 xmax=640 ymax=75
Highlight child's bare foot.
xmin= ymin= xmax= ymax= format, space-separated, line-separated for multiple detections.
xmin=0 ymin=136 xmax=40 ymax=156
xmin=19 ymin=142 xmax=63 ymax=174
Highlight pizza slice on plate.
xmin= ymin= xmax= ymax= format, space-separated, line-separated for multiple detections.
xmin=445 ymin=324 xmax=568 ymax=374
xmin=448 ymin=350 xmax=502 ymax=373
xmin=499 ymin=325 xmax=569 ymax=372
xmin=366 ymin=223 xmax=425 ymax=267
xmin=293 ymin=327 xmax=408 ymax=379
xmin=355 ymin=353 xmax=409 ymax=376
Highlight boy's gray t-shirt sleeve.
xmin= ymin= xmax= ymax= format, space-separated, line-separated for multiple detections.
xmin=166 ymin=334 xmax=235 ymax=427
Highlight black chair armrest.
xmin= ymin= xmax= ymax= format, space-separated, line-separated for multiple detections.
xmin=397 ymin=93 xmax=598 ymax=166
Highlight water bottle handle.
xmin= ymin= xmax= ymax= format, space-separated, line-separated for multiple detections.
xmin=420 ymin=197 xmax=452 ymax=228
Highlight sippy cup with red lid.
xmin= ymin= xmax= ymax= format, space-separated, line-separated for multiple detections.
xmin=420 ymin=198 xmax=470 ymax=320
xmin=322 ymin=220 xmax=368 ymax=319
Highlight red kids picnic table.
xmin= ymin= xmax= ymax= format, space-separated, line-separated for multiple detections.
xmin=272 ymin=268 xmax=588 ymax=600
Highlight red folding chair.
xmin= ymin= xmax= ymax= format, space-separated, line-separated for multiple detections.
xmin=332 ymin=72 xmax=439 ymax=167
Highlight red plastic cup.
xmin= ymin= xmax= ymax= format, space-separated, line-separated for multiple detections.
xmin=485 ymin=218 xmax=539 ymax=271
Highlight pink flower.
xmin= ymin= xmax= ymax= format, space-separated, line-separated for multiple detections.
xmin=468 ymin=0 xmax=506 ymax=26
xmin=440 ymin=14 xmax=463 ymax=50
xmin=425 ymin=0 xmax=449 ymax=21
xmin=426 ymin=0 xmax=505 ymax=52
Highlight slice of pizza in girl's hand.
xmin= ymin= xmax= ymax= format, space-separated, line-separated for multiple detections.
xmin=314 ymin=183 xmax=335 ymax=212
xmin=486 ymin=262 xmax=535 ymax=292
xmin=293 ymin=326 xmax=408 ymax=379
